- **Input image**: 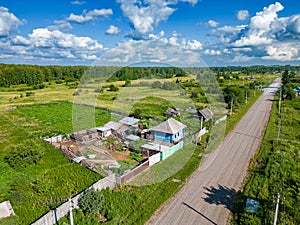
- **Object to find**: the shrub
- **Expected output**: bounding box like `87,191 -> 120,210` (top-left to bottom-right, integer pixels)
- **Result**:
78,188 -> 105,215
4,140 -> 44,169
25,91 -> 35,97
108,84 -> 119,92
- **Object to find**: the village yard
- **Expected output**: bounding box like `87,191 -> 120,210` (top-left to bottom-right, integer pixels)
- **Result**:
128,143 -> 198,186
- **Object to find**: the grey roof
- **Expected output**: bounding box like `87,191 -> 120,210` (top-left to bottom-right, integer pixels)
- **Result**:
119,117 -> 140,126
150,118 -> 186,134
185,107 -> 198,114
96,126 -> 111,132
141,142 -> 171,152
126,134 -> 140,142
165,107 -> 180,116
104,121 -> 123,131
199,108 -> 213,120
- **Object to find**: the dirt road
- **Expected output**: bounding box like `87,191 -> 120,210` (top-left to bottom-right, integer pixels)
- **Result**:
147,80 -> 280,225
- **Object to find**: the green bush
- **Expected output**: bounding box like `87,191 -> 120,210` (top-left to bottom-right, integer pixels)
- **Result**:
79,188 -> 105,215
4,141 -> 44,169
108,84 -> 119,92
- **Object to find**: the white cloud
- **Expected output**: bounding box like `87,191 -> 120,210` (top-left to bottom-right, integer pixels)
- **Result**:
234,2 -> 284,47
71,1 -> 86,5
184,40 -> 202,50
28,28 -> 103,50
286,15 -> 300,34
1,28 -> 104,63
262,43 -> 300,61
0,7 -> 23,37
232,55 -> 256,62
212,25 -> 246,43
237,10 -> 249,21
11,35 -> 31,45
117,0 -> 199,34
66,8 -> 113,24
204,49 -> 221,55
48,20 -> 72,31
100,31 -> 202,66
105,25 -> 121,35
207,20 -> 219,28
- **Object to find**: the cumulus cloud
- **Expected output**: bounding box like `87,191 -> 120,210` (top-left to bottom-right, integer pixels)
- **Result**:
207,2 -> 300,64
100,31 -> 202,66
117,0 -> 199,34
48,20 -> 72,31
207,20 -> 219,28
66,8 -> 113,24
28,28 -> 103,50
212,25 -> 246,43
237,10 -> 249,21
262,43 -> 300,61
204,49 -> 221,55
234,2 -> 284,47
71,1 -> 86,5
105,25 -> 121,35
1,28 -> 104,63
0,7 -> 23,37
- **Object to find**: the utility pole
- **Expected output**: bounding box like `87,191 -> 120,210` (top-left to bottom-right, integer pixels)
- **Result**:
278,89 -> 282,115
199,116 -> 203,142
230,99 -> 233,116
277,115 -> 282,140
245,90 -> 248,104
273,193 -> 280,225
69,197 -> 74,225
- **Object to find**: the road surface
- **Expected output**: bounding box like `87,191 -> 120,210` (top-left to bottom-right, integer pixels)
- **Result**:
147,79 -> 280,225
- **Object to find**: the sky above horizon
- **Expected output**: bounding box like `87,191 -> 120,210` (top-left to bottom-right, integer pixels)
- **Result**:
0,0 -> 299,67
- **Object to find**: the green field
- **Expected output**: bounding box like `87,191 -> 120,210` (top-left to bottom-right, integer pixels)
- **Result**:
0,101 -> 110,224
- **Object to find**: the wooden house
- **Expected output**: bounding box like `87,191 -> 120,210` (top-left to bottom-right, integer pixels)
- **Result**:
150,118 -> 186,143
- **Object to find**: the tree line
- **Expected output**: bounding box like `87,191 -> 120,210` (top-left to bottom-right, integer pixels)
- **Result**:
1,63 -> 299,87
210,65 -> 300,75
0,64 -> 87,86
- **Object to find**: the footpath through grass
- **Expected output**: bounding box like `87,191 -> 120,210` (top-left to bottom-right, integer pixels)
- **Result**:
231,95 -> 300,224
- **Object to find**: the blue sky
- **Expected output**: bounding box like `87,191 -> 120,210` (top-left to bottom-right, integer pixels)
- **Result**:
0,0 -> 299,66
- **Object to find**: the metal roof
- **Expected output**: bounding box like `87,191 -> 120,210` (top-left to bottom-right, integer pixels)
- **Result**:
104,121 -> 123,130
119,117 -> 140,126
126,134 -> 140,142
96,126 -> 111,132
199,108 -> 213,120
150,118 -> 186,134
141,142 -> 170,152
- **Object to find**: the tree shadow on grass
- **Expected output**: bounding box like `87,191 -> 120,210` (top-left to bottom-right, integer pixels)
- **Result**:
202,184 -> 242,213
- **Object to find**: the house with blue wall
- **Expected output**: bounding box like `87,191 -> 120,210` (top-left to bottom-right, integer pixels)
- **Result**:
150,118 -> 186,143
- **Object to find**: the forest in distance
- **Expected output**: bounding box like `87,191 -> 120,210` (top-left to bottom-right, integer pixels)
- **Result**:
0,63 -> 300,87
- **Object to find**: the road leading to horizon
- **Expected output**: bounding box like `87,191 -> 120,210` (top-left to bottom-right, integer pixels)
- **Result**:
147,79 -> 281,225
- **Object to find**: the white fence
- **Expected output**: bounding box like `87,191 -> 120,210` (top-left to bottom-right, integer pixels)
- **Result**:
214,115 -> 227,125
149,153 -> 160,166
31,174 -> 116,225
43,135 -> 66,143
